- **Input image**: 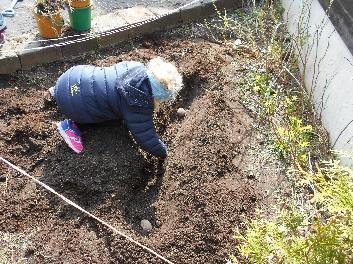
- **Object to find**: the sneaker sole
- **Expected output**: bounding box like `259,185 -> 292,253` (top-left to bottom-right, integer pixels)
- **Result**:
56,122 -> 83,154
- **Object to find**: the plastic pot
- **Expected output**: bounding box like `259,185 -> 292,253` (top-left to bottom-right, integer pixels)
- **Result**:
69,5 -> 92,31
35,10 -> 64,39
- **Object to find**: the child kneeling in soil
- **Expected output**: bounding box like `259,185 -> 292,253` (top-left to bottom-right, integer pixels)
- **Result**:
49,57 -> 183,159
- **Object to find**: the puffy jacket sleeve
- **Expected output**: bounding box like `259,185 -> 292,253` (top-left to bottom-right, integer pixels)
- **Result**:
116,62 -> 167,158
124,111 -> 167,158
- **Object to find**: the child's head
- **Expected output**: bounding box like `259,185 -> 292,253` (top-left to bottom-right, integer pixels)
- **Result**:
147,57 -> 183,101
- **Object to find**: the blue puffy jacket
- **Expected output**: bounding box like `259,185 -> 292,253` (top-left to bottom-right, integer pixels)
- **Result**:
53,61 -> 167,158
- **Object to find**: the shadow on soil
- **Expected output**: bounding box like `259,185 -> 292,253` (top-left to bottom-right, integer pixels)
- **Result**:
40,120 -> 165,235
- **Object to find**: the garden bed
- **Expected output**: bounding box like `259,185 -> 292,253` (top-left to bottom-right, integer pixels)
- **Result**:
0,27 -> 286,263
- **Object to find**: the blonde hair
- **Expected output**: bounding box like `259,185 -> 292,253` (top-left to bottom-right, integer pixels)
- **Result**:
147,57 -> 183,99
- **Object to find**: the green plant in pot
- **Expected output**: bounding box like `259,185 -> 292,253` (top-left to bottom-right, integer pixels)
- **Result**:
34,0 -> 65,38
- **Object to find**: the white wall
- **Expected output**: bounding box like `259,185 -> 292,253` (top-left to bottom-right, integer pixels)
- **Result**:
281,0 -> 353,163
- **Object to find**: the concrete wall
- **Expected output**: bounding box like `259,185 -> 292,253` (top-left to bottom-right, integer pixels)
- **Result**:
281,0 -> 353,162
318,0 -> 353,54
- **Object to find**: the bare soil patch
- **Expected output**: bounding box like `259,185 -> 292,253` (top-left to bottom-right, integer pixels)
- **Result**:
0,29 -> 286,263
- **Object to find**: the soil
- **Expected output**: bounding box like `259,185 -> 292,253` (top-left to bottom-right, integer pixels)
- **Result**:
0,27 -> 286,263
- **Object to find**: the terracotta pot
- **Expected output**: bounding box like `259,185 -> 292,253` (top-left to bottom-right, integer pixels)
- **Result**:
35,10 -> 63,39
68,0 -> 91,8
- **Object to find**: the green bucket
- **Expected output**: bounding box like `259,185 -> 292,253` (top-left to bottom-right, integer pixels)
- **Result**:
69,5 -> 92,31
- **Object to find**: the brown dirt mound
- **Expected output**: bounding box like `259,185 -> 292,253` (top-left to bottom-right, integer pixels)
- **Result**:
0,30 -> 285,263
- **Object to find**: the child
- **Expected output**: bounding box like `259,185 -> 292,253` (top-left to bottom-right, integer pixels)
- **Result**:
49,57 -> 183,159
0,14 -> 6,44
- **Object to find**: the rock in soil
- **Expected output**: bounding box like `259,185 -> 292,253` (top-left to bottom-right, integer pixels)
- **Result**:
141,219 -> 153,232
177,107 -> 186,117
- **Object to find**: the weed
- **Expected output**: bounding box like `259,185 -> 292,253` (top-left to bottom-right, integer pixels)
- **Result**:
207,0 -> 353,263
247,71 -> 313,164
235,159 -> 353,263
250,72 -> 277,116
275,116 -> 312,163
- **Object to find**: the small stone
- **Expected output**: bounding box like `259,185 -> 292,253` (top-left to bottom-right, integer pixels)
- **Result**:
177,108 -> 186,117
141,219 -> 152,232
234,39 -> 242,45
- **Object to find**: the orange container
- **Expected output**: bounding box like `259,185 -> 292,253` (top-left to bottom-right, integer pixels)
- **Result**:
35,11 -> 63,39
68,0 -> 91,8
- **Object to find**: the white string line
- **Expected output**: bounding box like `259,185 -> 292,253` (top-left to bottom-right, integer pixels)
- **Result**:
0,156 -> 174,264
0,0 -> 201,55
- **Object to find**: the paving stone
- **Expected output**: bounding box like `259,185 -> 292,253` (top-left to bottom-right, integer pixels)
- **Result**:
92,12 -> 127,32
118,6 -> 156,24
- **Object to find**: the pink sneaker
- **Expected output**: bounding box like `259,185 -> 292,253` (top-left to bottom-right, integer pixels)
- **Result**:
57,119 -> 84,153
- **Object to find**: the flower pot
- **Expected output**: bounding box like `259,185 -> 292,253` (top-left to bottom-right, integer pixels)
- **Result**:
35,11 -> 63,39
68,0 -> 91,8
69,5 -> 91,31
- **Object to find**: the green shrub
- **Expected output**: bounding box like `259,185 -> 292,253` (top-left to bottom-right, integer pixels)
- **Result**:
250,72 -> 277,116
221,0 -> 353,263
234,159 -> 353,263
275,116 -> 312,163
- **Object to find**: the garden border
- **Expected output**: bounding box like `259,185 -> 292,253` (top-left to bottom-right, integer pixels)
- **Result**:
0,0 -> 243,75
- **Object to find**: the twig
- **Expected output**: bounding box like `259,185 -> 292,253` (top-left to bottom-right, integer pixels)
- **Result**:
283,65 -> 302,88
333,119 -> 353,148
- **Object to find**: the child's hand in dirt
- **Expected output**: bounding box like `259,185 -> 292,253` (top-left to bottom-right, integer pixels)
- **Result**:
158,156 -> 167,162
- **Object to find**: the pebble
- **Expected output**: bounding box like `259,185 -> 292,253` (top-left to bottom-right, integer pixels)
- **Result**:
177,108 -> 186,117
234,39 -> 242,46
141,219 -> 152,232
